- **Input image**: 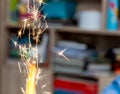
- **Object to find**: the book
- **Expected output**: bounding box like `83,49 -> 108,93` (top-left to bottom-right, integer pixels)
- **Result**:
54,76 -> 98,94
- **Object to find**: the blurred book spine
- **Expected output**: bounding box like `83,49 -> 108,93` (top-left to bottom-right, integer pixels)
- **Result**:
107,0 -> 119,31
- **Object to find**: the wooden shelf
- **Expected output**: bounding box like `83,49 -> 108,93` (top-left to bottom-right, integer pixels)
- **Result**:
49,26 -> 120,37
6,23 -> 120,37
54,71 -> 116,81
6,23 -> 23,28
4,58 -> 49,68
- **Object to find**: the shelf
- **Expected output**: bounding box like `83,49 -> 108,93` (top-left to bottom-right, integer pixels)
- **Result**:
54,71 -> 116,81
6,23 -> 23,28
49,26 -> 120,37
6,23 -> 120,37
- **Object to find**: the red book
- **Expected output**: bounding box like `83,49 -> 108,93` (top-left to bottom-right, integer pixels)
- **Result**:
54,77 -> 98,94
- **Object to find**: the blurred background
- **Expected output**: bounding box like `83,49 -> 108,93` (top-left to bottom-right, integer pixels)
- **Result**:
0,0 -> 120,94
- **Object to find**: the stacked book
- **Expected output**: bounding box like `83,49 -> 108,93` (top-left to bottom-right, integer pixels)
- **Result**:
87,63 -> 111,75
52,41 -> 88,74
53,56 -> 84,74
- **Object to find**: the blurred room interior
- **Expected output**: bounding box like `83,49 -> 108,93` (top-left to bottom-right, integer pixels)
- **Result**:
0,0 -> 120,94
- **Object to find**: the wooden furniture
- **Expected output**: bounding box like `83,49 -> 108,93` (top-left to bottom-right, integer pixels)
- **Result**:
0,0 -> 120,94
49,27 -> 116,94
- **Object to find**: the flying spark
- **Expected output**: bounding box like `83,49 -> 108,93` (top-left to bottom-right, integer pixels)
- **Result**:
57,48 -> 70,61
41,84 -> 48,89
21,87 -> 25,94
23,19 -> 28,34
13,40 -> 18,47
18,62 -> 22,74
18,28 -> 22,38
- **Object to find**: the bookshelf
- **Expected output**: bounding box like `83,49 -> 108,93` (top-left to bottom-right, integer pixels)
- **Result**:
0,0 -> 120,94
49,27 -> 116,94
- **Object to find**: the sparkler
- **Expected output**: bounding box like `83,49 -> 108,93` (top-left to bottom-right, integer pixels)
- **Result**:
12,0 -> 69,94
12,0 -> 49,94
